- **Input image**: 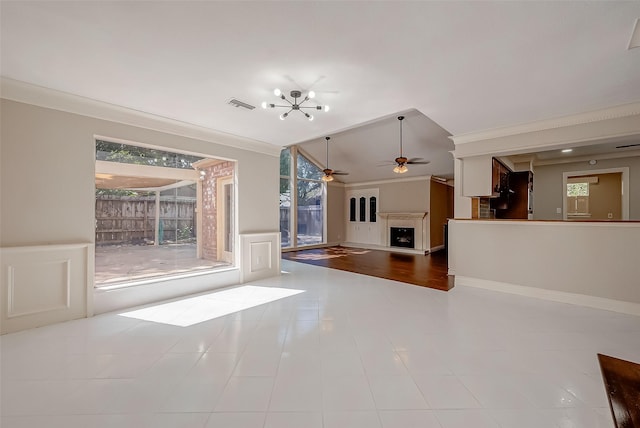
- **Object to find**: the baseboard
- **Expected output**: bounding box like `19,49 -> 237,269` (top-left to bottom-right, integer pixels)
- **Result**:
455,276 -> 640,316
430,245 -> 445,253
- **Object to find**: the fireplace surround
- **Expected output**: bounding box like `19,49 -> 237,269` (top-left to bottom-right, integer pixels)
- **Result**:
377,212 -> 429,254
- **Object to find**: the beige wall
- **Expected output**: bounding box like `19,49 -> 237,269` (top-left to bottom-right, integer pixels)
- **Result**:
582,172 -> 622,220
450,220 -> 640,312
326,183 -> 345,243
533,156 -> 640,220
429,181 -> 453,248
0,99 -> 280,329
0,99 -> 280,247
347,179 -> 429,213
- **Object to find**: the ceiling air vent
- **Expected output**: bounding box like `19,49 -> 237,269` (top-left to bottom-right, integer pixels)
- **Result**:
227,98 -> 255,110
616,143 -> 640,149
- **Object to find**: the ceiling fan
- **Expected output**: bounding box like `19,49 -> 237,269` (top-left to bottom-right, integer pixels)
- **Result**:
384,115 -> 430,174
321,136 -> 349,182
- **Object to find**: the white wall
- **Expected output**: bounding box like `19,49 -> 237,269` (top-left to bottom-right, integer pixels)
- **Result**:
0,97 -> 280,331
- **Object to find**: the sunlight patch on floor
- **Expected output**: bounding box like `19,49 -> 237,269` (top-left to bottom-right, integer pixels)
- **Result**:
118,285 -> 304,327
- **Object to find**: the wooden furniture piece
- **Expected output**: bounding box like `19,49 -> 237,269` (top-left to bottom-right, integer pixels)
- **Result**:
598,353 -> 640,428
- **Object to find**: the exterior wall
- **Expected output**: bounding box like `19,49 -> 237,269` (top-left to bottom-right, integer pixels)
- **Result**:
201,161 -> 234,261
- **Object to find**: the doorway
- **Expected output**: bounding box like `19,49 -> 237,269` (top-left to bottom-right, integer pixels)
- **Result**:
563,167 -> 629,220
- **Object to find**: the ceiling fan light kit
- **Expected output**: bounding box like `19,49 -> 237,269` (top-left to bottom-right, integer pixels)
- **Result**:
262,88 -> 329,121
390,115 -> 430,174
321,136 -> 348,182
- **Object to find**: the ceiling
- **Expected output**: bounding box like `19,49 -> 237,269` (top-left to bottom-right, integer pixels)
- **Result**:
2,1 -> 640,183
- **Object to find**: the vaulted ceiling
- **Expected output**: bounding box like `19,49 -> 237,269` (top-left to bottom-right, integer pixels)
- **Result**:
2,1 -> 640,183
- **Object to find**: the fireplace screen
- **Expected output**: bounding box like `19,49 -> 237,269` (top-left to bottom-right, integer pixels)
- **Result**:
390,227 -> 415,248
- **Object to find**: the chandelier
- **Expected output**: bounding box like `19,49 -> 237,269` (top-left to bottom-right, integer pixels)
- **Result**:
261,89 -> 330,121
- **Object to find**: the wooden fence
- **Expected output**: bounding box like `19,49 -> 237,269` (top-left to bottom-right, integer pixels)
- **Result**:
96,196 -> 196,246
280,205 -> 323,246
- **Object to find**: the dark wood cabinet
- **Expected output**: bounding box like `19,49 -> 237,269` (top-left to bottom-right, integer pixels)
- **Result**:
492,171 -> 533,219
491,158 -> 510,198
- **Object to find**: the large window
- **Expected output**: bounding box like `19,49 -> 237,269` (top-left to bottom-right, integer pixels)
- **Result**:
95,140 -> 236,287
279,147 -> 326,248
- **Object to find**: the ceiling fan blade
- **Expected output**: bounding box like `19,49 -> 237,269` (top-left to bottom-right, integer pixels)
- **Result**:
332,171 -> 349,175
406,158 -> 430,165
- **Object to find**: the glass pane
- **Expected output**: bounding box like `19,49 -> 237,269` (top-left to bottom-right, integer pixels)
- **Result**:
280,178 -> 292,248
297,179 -> 323,246
370,197 -> 377,222
350,198 -> 356,222
95,140 -> 234,287
280,148 -> 291,176
359,197 -> 366,222
96,140 -> 202,169
297,153 -> 323,180
567,182 -> 589,196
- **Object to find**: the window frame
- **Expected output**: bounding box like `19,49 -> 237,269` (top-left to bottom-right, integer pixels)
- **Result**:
279,146 -> 327,249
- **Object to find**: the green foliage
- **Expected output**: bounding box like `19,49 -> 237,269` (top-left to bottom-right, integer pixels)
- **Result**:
96,140 -> 202,169
567,182 -> 589,197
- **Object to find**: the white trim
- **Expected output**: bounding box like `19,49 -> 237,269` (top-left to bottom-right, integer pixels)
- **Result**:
1,77 -> 282,157
455,276 -> 640,317
561,167 -> 629,220
345,175 -> 432,188
452,102 -> 640,145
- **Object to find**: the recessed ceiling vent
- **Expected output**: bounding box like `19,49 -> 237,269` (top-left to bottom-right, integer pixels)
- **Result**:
227,98 -> 255,110
615,143 -> 640,149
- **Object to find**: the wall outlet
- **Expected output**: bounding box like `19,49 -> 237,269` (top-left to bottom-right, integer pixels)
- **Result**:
556,207 -> 562,214
608,213 -> 613,219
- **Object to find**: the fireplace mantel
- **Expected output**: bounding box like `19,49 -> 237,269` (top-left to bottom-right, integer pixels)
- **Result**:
378,212 -> 428,220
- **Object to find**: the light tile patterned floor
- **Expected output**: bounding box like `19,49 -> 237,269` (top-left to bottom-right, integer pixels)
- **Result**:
2,259 -> 639,428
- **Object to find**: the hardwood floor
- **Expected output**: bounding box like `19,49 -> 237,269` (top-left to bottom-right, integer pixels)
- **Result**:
281,246 -> 454,291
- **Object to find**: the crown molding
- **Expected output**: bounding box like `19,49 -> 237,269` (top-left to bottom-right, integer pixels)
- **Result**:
452,102 -> 640,146
0,77 -> 282,157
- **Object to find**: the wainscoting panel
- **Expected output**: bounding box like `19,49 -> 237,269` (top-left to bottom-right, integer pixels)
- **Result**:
240,232 -> 281,283
1,244 -> 90,334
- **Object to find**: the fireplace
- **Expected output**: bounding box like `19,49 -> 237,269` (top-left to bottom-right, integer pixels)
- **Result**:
377,212 -> 428,253
390,227 -> 415,248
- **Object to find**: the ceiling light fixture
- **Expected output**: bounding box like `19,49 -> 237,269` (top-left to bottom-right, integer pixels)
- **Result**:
562,149 -> 573,153
261,89 -> 329,121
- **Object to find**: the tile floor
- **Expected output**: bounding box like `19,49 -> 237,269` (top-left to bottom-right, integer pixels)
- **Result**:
2,260 -> 639,428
